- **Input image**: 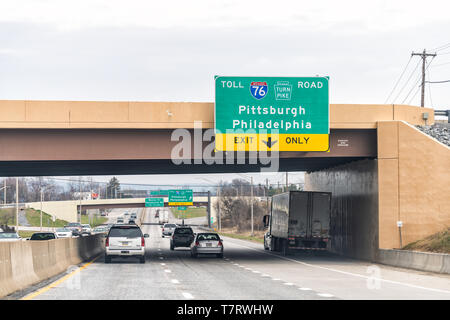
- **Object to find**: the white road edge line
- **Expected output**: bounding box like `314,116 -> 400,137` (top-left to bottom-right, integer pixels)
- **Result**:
171,279 -> 180,284
317,293 -> 334,298
228,240 -> 450,294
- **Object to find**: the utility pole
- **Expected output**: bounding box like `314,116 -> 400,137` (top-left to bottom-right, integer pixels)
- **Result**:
217,185 -> 221,231
266,178 -> 269,215
40,186 -> 43,231
285,172 -> 289,191
250,176 -> 254,237
15,177 -> 18,232
4,180 -> 6,205
411,49 -> 437,107
79,177 -> 82,223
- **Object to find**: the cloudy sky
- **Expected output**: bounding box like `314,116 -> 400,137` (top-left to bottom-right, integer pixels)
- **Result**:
0,0 -> 449,186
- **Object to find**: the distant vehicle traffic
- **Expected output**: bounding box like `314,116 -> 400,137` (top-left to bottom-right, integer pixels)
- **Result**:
0,232 -> 21,241
105,224 -> 149,263
81,224 -> 92,235
170,226 -> 195,250
190,233 -> 223,258
65,222 -> 83,236
55,228 -> 73,238
30,232 -> 57,241
93,226 -> 108,234
263,191 -> 331,254
116,217 -> 124,224
128,219 -> 135,224
162,223 -> 177,237
158,210 -> 169,224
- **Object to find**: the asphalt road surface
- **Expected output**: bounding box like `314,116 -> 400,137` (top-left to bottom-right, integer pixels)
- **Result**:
21,208 -> 450,300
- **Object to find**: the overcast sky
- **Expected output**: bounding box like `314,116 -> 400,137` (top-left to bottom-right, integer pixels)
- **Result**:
1,0 -> 449,186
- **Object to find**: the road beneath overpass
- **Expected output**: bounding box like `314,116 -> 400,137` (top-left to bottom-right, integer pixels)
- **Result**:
19,208 -> 450,300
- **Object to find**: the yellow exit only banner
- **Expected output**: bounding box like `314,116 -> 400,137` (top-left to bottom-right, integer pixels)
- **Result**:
215,133 -> 329,152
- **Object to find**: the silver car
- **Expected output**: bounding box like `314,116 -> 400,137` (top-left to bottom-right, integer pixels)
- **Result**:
56,228 -> 73,238
0,232 -> 21,242
190,232 -> 223,258
162,223 -> 177,237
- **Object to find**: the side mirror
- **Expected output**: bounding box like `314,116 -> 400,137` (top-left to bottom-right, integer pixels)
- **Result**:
220,238 -> 223,242
144,234 -> 149,238
103,234 -> 108,238
263,215 -> 270,228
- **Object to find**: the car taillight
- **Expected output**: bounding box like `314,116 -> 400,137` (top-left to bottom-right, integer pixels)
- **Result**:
141,237 -> 145,247
218,240 -> 223,246
162,228 -> 165,232
105,237 -> 109,247
195,241 -> 199,246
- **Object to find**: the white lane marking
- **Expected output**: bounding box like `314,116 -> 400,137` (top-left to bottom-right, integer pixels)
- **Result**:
252,271 -> 261,274
165,269 -> 172,273
233,263 -> 239,266
318,293 -> 334,298
182,292 -> 194,299
299,287 -> 312,291
160,263 -> 166,266
272,278 -> 281,281
171,279 -> 180,284
159,257 -> 164,260
228,240 -> 450,294
261,274 -> 271,277
284,282 -> 294,286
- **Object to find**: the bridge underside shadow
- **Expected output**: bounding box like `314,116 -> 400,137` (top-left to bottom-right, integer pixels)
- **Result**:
0,156 -> 374,176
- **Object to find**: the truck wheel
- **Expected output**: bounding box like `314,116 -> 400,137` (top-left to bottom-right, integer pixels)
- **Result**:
105,255 -> 111,264
270,238 -> 276,251
170,244 -> 174,250
281,240 -> 289,256
140,257 -> 145,264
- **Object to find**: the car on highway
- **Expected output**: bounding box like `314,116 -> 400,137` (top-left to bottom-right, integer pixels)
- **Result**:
170,226 -> 195,250
105,224 -> 149,263
81,224 -> 92,235
130,213 -> 137,219
0,232 -> 22,241
29,232 -> 57,240
65,222 -> 83,236
116,217 -> 124,224
128,219 -> 136,224
0,227 -> 3,232
154,211 -> 159,218
55,228 -> 73,238
190,232 -> 224,258
162,223 -> 177,237
92,226 -> 108,234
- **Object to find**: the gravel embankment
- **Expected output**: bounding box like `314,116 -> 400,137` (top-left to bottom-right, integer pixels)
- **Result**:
416,123 -> 450,147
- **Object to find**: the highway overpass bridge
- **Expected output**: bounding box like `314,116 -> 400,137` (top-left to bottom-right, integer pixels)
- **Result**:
1,100 -> 449,262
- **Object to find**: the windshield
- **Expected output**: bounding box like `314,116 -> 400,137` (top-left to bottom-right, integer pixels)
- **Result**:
56,228 -> 70,232
164,224 -> 176,228
197,233 -> 220,241
108,227 -> 143,238
30,233 -> 56,240
0,233 -> 19,239
174,228 -> 193,235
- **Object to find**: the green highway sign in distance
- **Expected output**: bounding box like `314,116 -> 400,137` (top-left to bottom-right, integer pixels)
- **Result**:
215,76 -> 329,151
168,189 -> 193,206
145,197 -> 164,207
150,190 -> 169,196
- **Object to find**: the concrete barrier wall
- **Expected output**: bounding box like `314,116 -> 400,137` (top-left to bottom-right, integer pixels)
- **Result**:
0,235 -> 104,298
377,249 -> 450,274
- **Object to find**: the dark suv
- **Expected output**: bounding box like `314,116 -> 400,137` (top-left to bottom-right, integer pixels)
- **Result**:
170,226 -> 195,250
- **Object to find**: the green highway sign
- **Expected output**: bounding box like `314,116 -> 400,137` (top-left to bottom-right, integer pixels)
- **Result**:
215,76 -> 329,151
150,190 -> 169,196
178,206 -> 187,211
168,189 -> 193,206
145,197 -> 164,207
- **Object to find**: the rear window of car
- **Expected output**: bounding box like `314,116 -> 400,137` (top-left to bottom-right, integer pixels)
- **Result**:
56,228 -> 69,232
0,233 -> 19,239
30,233 -> 55,240
108,227 -> 143,238
174,228 -> 193,235
197,233 -> 220,241
67,223 -> 80,227
164,224 -> 176,228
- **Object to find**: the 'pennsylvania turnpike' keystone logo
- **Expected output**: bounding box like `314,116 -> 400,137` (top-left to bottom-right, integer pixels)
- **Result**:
274,81 -> 292,100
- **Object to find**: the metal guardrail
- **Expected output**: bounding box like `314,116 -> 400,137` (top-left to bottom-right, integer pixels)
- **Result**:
435,110 -> 450,123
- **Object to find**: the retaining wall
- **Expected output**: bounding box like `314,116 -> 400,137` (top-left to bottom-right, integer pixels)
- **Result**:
0,235 -> 103,298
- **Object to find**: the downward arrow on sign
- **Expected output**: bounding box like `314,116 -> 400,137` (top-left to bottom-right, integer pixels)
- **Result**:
262,137 -> 278,148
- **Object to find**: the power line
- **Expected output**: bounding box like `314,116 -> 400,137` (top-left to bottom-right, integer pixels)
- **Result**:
425,80 -> 450,83
432,42 -> 450,51
384,56 -> 413,104
392,58 -> 422,103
